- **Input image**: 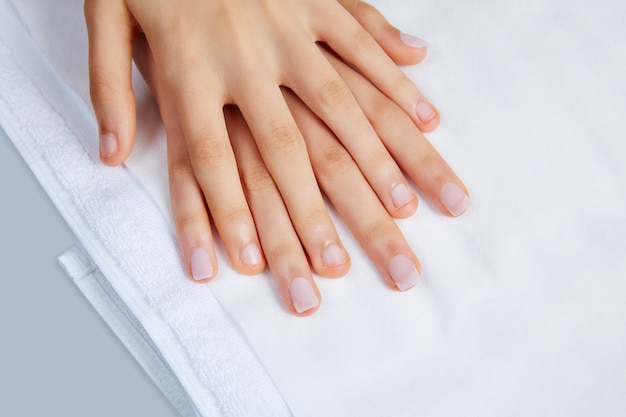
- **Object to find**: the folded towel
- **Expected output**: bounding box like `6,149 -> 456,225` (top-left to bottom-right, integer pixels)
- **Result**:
2,0 -> 626,416
0,1 -> 291,415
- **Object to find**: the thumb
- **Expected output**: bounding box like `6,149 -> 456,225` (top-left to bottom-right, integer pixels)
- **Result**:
85,0 -> 136,166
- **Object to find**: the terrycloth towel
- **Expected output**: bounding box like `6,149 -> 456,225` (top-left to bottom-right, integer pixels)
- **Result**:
0,1 -> 290,416
2,0 -> 626,416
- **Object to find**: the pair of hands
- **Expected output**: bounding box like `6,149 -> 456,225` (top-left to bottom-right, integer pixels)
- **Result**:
85,0 -> 470,315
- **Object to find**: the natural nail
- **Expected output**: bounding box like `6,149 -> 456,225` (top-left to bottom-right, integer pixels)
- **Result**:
440,183 -> 470,217
241,243 -> 263,267
191,248 -> 213,281
415,101 -> 437,124
392,183 -> 414,209
400,32 -> 429,49
289,277 -> 319,314
100,133 -> 118,158
388,254 -> 420,291
322,243 -> 347,268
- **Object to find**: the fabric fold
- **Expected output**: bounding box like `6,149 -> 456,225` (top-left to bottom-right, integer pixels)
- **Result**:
3,0 -> 626,416
0,1 -> 291,416
58,245 -> 201,417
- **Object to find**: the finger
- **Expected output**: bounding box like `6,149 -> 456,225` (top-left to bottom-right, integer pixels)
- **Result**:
136,37 -> 265,277
284,90 -> 421,291
84,0 -> 137,165
233,82 -> 350,277
167,118 -> 223,281
177,100 -> 264,275
314,4 -> 440,132
132,33 -> 222,281
341,0 -> 428,66
325,48 -> 471,217
284,43 -> 418,219
226,106 -> 321,315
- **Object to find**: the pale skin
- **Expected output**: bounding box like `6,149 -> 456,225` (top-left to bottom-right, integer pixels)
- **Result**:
85,0 -> 470,315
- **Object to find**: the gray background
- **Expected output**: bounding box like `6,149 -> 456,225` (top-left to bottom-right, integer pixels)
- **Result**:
0,126 -> 179,416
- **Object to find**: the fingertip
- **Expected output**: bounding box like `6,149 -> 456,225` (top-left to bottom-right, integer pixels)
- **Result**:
440,182 -> 471,217
98,123 -> 136,165
349,1 -> 428,65
289,277 -> 321,315
389,196 -> 418,219
397,32 -> 429,65
399,32 -> 429,50
87,0 -> 137,165
236,242 -> 267,276
419,116 -> 441,133
316,242 -> 351,278
415,101 -> 441,132
190,247 -> 217,282
387,253 -> 421,291
388,182 -> 419,219
99,133 -> 118,162
92,78 -> 137,165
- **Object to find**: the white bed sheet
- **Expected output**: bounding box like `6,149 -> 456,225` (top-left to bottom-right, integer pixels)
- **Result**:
9,0 -> 626,416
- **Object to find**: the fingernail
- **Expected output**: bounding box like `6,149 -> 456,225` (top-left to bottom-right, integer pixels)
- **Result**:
100,133 -> 118,158
191,248 -> 213,281
388,254 -> 420,291
400,32 -> 428,49
415,101 -> 437,124
392,183 -> 414,208
322,243 -> 347,268
241,243 -> 263,267
440,182 -> 470,216
289,277 -> 319,314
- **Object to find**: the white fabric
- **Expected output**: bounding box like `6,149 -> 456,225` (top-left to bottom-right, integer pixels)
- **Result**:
58,246 -> 202,417
0,2 -> 291,416
2,0 -> 626,416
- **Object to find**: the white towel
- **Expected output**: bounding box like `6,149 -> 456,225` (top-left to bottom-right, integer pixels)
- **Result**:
0,1 -> 290,415
2,0 -> 626,416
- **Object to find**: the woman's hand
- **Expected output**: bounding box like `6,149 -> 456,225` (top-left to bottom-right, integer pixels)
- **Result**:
85,0 -> 441,284
133,31 -> 469,316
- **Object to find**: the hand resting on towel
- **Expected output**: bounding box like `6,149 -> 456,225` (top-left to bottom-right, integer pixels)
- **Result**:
85,0 -> 470,314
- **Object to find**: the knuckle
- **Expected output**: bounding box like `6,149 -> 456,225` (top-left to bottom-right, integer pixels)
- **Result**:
263,121 -> 303,158
414,149 -> 440,170
219,206 -> 250,224
267,243 -> 302,262
188,137 -> 232,171
368,97 -> 402,130
351,28 -> 378,54
168,156 -> 195,182
391,72 -> 413,93
315,144 -> 354,178
303,208 -> 329,228
242,164 -> 276,193
89,70 -> 124,106
361,218 -> 394,243
366,148 -> 393,170
354,1 -> 378,23
174,212 -> 202,232
318,78 -> 352,109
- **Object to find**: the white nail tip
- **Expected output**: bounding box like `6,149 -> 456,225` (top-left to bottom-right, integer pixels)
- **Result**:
400,32 -> 429,49
241,243 -> 262,267
440,183 -> 471,217
392,183 -> 414,208
415,101 -> 436,123
191,248 -> 212,281
100,133 -> 118,157
289,277 -> 319,313
388,254 -> 420,291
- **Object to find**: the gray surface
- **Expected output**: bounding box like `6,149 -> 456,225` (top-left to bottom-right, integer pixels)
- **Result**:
0,126 -> 179,417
